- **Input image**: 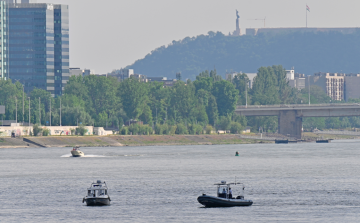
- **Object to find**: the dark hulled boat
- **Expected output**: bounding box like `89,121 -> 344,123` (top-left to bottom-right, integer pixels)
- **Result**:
197,195 -> 253,207
83,180 -> 111,206
316,139 -> 331,143
197,181 -> 253,207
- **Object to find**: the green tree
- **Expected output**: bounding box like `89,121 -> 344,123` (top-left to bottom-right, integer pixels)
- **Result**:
61,107 -> 93,126
64,75 -> 93,112
232,113 -> 247,128
119,77 -> 149,120
300,85 -> 332,104
212,80 -> 239,116
170,81 -> 196,122
217,116 -> 231,130
194,71 -> 213,93
75,125 -> 87,136
60,94 -> 86,108
251,66 -> 280,105
30,88 -> 52,125
138,105 -> 153,124
230,122 -> 243,134
303,117 -> 326,130
232,73 -> 250,105
188,124 -> 203,134
42,128 -> 50,136
32,124 -> 43,136
175,123 -> 188,134
85,75 -> 120,119
205,125 -> 214,134
148,81 -> 171,124
0,80 -> 32,123
206,95 -> 219,126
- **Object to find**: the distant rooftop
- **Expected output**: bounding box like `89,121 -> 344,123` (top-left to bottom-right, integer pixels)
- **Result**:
246,27 -> 360,36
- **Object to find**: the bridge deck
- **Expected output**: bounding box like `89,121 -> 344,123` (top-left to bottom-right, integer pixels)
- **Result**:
236,103 -> 360,117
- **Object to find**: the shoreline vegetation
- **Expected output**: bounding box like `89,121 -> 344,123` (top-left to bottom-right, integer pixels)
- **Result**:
0,132 -> 359,148
3,65 -> 360,140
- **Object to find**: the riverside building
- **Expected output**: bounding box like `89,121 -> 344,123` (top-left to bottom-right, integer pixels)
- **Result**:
308,72 -> 345,101
0,1 -> 69,97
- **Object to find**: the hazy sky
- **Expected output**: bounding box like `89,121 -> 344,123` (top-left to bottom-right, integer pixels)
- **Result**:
39,0 -> 360,74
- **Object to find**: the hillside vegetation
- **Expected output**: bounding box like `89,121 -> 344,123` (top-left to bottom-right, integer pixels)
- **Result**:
128,31 -> 360,80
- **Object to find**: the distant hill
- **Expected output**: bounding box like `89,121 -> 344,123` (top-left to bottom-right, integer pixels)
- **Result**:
127,31 -> 360,80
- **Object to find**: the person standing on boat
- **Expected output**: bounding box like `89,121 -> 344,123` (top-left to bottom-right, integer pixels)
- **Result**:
222,188 -> 226,198
229,188 -> 233,199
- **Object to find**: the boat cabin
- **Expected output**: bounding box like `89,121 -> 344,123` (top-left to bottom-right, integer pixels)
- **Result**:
73,146 -> 80,151
87,180 -> 109,198
215,181 -> 245,199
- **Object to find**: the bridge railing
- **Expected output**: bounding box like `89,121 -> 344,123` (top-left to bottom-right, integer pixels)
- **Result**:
237,103 -> 360,109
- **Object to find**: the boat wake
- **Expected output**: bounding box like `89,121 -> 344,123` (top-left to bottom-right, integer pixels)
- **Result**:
103,154 -> 144,157
61,154 -> 106,158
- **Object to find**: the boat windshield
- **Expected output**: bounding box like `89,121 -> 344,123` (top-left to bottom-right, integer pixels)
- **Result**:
217,185 -> 228,198
215,182 -> 245,199
218,186 -> 227,194
88,189 -> 108,197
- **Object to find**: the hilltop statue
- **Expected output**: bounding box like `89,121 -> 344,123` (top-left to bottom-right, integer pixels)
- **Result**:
232,10 -> 241,36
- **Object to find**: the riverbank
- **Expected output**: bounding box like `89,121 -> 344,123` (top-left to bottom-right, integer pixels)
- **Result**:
0,134 -> 270,148
302,132 -> 360,140
1,133 -> 359,148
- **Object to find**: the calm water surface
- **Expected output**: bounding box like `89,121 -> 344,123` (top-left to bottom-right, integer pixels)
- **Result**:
1,140 -> 360,222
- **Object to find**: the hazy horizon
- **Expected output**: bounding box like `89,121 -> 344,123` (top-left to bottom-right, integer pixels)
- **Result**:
37,0 -> 360,74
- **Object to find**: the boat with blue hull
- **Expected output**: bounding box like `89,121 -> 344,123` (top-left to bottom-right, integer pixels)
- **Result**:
83,180 -> 111,206
197,181 -> 253,207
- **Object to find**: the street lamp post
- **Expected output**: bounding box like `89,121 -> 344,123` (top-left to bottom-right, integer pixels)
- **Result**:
15,97 -> 17,123
22,85 -> 24,123
28,97 -> 30,126
39,97 -> 41,125
245,81 -> 248,108
50,98 -> 51,126
308,75 -> 311,106
60,97 -> 62,126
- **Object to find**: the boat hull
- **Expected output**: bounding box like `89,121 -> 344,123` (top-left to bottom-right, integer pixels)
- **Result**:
316,139 -> 331,143
197,195 -> 253,207
71,151 -> 84,157
84,198 -> 110,206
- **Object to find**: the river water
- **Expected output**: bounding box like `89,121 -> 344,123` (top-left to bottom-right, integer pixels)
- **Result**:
1,140 -> 360,222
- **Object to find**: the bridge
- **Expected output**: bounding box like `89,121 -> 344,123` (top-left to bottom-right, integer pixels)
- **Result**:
235,103 -> 360,139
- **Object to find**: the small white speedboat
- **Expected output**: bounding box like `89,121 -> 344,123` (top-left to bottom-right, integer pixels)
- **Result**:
83,180 -> 111,206
197,180 -> 253,207
71,146 -> 84,157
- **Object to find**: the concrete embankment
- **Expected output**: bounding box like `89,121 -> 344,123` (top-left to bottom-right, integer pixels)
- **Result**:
0,134 -> 269,148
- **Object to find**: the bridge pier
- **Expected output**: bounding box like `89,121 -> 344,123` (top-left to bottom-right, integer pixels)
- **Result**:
278,110 -> 302,139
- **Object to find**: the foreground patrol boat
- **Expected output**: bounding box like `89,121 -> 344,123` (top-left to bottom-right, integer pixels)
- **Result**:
83,180 -> 111,206
71,146 -> 84,157
197,181 -> 253,207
